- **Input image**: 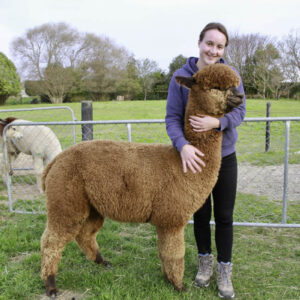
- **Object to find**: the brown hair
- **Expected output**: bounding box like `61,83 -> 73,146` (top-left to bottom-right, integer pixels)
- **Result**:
199,22 -> 229,47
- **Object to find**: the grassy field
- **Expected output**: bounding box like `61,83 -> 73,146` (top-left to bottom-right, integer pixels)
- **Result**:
3,97 -> 300,120
0,99 -> 300,299
0,203 -> 299,300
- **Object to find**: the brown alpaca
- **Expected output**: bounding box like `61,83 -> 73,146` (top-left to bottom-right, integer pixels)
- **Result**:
41,64 -> 243,297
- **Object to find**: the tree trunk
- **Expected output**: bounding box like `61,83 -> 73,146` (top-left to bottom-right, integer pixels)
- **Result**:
50,97 -> 63,103
0,94 -> 8,105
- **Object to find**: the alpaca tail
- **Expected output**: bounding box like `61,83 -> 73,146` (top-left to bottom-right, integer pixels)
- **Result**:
42,157 -> 57,192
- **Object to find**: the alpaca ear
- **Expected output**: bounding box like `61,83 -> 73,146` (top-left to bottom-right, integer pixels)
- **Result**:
175,76 -> 196,89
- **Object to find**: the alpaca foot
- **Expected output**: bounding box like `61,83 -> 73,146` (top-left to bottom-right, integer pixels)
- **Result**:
45,274 -> 57,297
174,284 -> 187,292
95,252 -> 111,268
165,276 -> 187,292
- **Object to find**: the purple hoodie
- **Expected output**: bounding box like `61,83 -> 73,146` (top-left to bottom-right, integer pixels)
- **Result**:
165,57 -> 246,157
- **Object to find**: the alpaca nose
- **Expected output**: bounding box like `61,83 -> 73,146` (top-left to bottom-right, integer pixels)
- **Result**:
225,87 -> 243,113
231,87 -> 243,99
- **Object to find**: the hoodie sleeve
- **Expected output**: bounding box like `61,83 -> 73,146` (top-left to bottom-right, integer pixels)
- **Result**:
218,70 -> 246,131
165,74 -> 189,152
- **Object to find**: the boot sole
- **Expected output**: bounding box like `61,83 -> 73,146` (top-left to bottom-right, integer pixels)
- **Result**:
194,281 -> 210,288
218,291 -> 235,299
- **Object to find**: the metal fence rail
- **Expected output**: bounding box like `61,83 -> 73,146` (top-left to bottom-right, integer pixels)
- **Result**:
1,117 -> 299,228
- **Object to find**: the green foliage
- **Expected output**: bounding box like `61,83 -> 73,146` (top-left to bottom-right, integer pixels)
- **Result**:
252,44 -> 283,98
290,83 -> 300,98
24,80 -> 42,96
167,54 -> 187,82
0,52 -> 21,105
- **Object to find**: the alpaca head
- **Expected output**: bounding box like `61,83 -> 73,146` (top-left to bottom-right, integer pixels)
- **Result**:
175,64 -> 243,116
6,126 -> 23,139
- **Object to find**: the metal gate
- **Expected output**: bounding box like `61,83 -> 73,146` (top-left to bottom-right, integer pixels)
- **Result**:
1,117 -> 299,228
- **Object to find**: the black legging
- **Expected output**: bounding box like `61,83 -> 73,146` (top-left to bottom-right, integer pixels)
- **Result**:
193,152 -> 237,263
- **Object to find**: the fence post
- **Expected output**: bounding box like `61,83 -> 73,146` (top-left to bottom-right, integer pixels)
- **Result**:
282,121 -> 290,224
127,123 -> 132,142
81,101 -> 93,141
265,101 -> 271,152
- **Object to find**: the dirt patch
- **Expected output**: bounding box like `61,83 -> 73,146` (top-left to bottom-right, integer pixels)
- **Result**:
38,289 -> 91,300
10,252 -> 32,263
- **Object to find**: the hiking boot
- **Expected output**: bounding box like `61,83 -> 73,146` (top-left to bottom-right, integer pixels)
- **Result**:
194,254 -> 214,287
216,262 -> 235,299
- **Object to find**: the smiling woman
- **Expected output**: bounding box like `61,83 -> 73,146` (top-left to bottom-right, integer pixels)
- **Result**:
165,22 -> 246,299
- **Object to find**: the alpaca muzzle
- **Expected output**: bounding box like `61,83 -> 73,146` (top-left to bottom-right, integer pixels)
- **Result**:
226,87 -> 243,112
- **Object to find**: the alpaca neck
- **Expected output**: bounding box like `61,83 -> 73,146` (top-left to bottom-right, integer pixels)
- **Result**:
184,124 -> 222,158
184,105 -> 223,154
183,108 -> 223,216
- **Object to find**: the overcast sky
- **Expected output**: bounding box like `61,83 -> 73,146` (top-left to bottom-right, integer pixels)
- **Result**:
0,0 -> 299,72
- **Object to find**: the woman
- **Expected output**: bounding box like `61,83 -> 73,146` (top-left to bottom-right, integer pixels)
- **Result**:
165,22 -> 246,299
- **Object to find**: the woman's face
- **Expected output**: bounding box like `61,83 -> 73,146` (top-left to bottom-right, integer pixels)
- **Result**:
198,29 -> 226,68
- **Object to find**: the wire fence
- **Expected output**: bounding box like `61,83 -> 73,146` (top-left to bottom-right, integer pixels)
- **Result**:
0,107 -> 299,228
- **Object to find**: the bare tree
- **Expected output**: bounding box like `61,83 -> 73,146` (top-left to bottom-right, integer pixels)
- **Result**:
225,33 -> 271,91
279,28 -> 300,84
11,22 -> 130,102
136,58 -> 159,100
80,35 -> 130,100
11,23 -> 89,102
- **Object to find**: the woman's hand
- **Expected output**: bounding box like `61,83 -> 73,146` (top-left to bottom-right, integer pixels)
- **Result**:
189,115 -> 220,132
180,144 -> 205,173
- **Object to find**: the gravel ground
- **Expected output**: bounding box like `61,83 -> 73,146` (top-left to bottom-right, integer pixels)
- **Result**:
237,163 -> 300,201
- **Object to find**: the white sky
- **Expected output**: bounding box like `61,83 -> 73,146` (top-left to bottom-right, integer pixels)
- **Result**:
0,0 -> 299,72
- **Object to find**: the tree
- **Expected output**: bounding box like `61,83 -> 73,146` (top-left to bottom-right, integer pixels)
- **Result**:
136,58 -> 159,100
11,22 -> 130,102
0,52 -> 21,105
116,57 -> 142,100
150,71 -> 168,100
225,33 -> 270,94
281,29 -> 300,73
278,28 -> 300,97
11,23 -> 86,102
167,55 -> 187,83
80,35 -> 130,100
252,43 -> 282,98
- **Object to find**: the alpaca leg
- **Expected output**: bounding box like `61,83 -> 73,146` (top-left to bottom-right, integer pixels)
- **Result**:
75,206 -> 110,267
156,226 -> 186,291
41,222 -> 83,297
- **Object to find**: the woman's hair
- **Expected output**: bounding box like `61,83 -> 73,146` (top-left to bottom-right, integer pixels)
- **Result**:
199,22 -> 229,47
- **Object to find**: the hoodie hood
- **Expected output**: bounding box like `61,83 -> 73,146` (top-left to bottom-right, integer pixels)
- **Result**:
179,57 -> 227,77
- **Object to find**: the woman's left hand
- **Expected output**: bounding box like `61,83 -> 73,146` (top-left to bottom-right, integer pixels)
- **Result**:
189,115 -> 220,132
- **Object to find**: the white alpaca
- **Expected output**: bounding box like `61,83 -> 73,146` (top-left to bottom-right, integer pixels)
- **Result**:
2,119 -> 62,192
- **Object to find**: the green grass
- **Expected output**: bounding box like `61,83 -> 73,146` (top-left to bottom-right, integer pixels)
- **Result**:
245,99 -> 300,117
0,100 -> 168,121
0,203 -> 299,299
2,98 -> 300,120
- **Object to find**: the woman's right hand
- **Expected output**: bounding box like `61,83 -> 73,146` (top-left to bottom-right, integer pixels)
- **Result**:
180,144 -> 205,173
